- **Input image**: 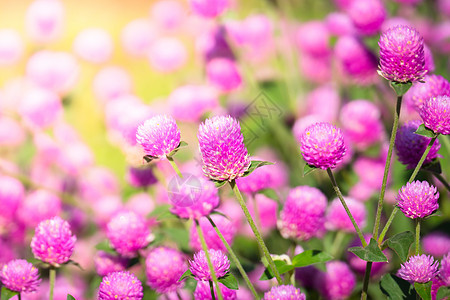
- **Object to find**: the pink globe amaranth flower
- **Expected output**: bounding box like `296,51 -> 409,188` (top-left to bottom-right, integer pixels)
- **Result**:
317,261 -> 356,300
106,210 -> 153,258
73,28 -> 113,64
431,276 -> 447,300
397,181 -> 439,219
397,254 -> 439,283
0,176 -> 24,222
349,182 -> 376,203
299,122 -> 346,170
278,186 -> 327,241
93,66 -> 133,103
206,58 -> 242,93
340,100 -> 384,149
348,0 -> 386,35
296,21 -> 331,58
196,25 -> 234,62
236,159 -> 283,193
326,197 -> 367,233
78,167 -> 119,201
94,251 -> 128,277
305,85 -> 340,123
190,215 -> 236,252
126,166 -> 157,188
18,86 -> 62,128
121,19 -> 157,57
30,216 -> 76,266
424,45 -> 435,73
404,75 -> 450,112
420,95 -> 450,135
136,114 -> 181,159
150,0 -> 186,31
298,54 -> 332,84
264,285 -> 306,300
395,120 -> 441,169
423,232 -> 450,258
0,259 -> 40,292
125,193 -> 155,217
189,249 -> 230,281
18,190 -> 61,228
0,29 -> 23,66
292,115 -> 326,143
91,195 -> 123,228
325,13 -> 355,36
25,0 -> 65,44
438,0 -> 450,17
347,235 -> 389,277
378,25 -> 427,83
148,37 -> 187,73
439,253 -> 450,285
98,271 -> 143,300
246,194 -> 277,233
145,247 -> 187,293
198,116 -> 250,181
353,156 -> 387,190
189,0 -> 229,18
194,281 -> 237,300
0,117 -> 26,147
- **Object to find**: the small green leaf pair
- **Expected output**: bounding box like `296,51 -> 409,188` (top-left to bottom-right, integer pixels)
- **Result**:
179,270 -> 239,290
143,141 -> 188,163
213,160 -> 274,188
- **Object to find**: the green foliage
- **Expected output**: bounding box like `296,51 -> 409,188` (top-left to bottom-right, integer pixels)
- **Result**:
348,238 -> 388,262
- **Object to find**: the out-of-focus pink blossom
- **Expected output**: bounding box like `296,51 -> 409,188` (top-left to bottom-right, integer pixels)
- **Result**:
305,85 -> 340,123
0,29 -> 23,66
348,0 -> 386,35
25,0 -> 65,44
73,28 -> 113,64
93,66 -> 133,103
0,117 -> 26,147
296,21 -> 331,57
189,0 -> 229,18
121,19 -> 158,57
18,190 -> 61,228
206,58 -> 242,92
150,0 -> 186,31
19,86 -> 62,129
148,37 -> 187,72
325,13 -> 355,36
168,85 -> 218,122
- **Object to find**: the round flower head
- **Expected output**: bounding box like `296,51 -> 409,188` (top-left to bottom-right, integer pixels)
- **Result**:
264,285 -> 306,300
378,25 -> 427,83
148,37 -> 187,73
121,18 -> 156,58
126,166 -> 157,188
136,115 -> 181,159
305,85 -> 341,123
296,21 -> 331,58
439,253 -> 450,285
326,197 -> 367,232
0,175 -> 24,223
106,211 -> 152,258
300,122 -> 346,170
423,232 -> 450,257
396,181 -> 439,219
316,261 -> 356,300
194,281 -> 237,300
189,249 -> 230,281
278,186 -> 327,241
395,120 -> 441,169
168,85 -> 218,122
206,58 -> 242,92
18,189 -> 62,228
30,216 -> 76,266
146,247 -> 187,293
397,254 -> 439,283
19,86 -> 62,129
189,0 -> 229,18
190,215 -> 236,252
0,259 -> 40,292
198,116 -> 250,181
0,29 -> 23,66
348,0 -> 386,35
73,28 -> 113,64
94,251 -> 128,277
25,0 -> 65,44
98,271 -> 143,300
404,75 -> 450,112
93,66 -> 132,103
420,95 -> 450,135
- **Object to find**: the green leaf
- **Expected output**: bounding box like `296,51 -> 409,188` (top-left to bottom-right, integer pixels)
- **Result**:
67,294 -> 76,300
167,141 -> 188,157
259,260 -> 294,280
348,238 -> 388,262
65,260 -> 84,270
148,204 -> 172,218
210,210 -> 230,219
386,231 -> 414,262
1,287 -> 19,300
414,124 -> 437,138
242,160 -> 274,177
414,282 -> 432,300
390,81 -> 413,96
218,273 -> 239,290
303,164 -> 318,177
380,274 -> 416,300
437,286 -> 450,300
164,227 -> 190,252
259,188 -> 279,201
143,155 -> 158,163
95,240 -> 116,255
291,250 -> 333,268
213,180 -> 228,188
179,269 -> 193,281
421,158 -> 442,175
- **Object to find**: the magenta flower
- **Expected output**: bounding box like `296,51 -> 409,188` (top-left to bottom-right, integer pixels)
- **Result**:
106,210 -> 153,257
189,0 -> 229,18
206,58 -> 242,92
190,215 -> 236,252
420,95 -> 450,135
300,122 -> 346,170
126,166 -> 157,188
136,114 -> 181,159
25,0 -> 65,44
73,28 -> 113,64
348,0 -> 386,35
278,186 -> 327,241
264,285 -> 306,300
168,85 -> 218,122
396,181 -> 439,219
439,253 -> 450,285
236,157 -> 285,193
121,18 -> 156,57
98,271 -> 143,300
194,281 -> 237,300
404,75 -> 450,111
0,259 -> 40,292
326,197 -> 367,232
198,116 -> 250,181
378,25 -> 427,82
93,66 -> 132,103
397,254 -> 439,283
189,249 -> 230,281
148,37 -> 187,73
296,21 -> 331,58
30,216 -> 76,266
423,232 -> 450,258
0,175 -> 24,224
94,251 -> 128,277
18,189 -> 62,228
316,261 -> 356,300
395,120 -> 441,169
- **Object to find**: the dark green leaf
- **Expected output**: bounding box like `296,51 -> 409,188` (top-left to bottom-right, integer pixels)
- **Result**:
148,204 -> 171,218
242,161 -> 274,177
348,238 -> 388,262
218,273 -> 239,290
421,158 -> 442,175
386,231 -> 414,262
213,180 -> 228,188
292,250 -> 333,267
179,269 -> 193,281
414,282 -> 432,300
210,210 -> 230,219
259,260 -> 294,280
390,81 -> 413,96
437,286 -> 450,300
65,260 -> 84,270
380,274 -> 416,300
143,155 -> 158,163
1,287 -> 19,300
414,124 -> 437,138
167,141 -> 188,157
67,294 -> 76,300
95,240 -> 116,255
303,164 -> 318,177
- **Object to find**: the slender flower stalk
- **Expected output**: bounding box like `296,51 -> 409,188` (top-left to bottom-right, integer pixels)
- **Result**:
209,281 -> 216,300
167,156 -> 183,178
415,219 -> 421,255
49,268 -> 55,300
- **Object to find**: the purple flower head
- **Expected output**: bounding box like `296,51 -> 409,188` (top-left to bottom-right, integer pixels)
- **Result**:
404,75 -> 450,112
305,84 -> 341,123
296,21 -> 331,58
423,232 -> 450,258
206,58 -> 242,92
94,251 -> 128,277
264,285 -> 306,300
194,281 -> 237,300
146,247 -> 187,293
440,253 -> 450,285
325,13 -> 355,36
395,120 -> 441,169
431,276 -> 447,300
30,216 -> 76,266
189,249 -> 230,281
190,215 -> 236,252
106,210 -> 153,257
420,95 -> 450,135
397,254 -> 439,283
189,0 -> 229,18
198,116 -> 250,181
317,261 -> 356,300
126,166 -> 157,188
326,197 -> 367,232
236,157 -> 284,193
18,190 -> 62,228
396,181 -> 439,219
168,85 -> 218,122
0,175 -> 24,222
136,114 -> 181,159
278,186 -> 327,241
300,122 -> 346,170
98,271 -> 143,300
348,0 -> 386,35
0,259 -> 40,292
378,25 -> 427,83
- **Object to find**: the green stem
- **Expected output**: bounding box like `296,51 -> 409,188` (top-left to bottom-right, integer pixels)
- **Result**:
167,156 -> 183,178
415,219 -> 421,255
441,134 -> 450,157
49,268 -> 56,300
208,280 -> 217,300
330,231 -> 346,258
229,180 -> 283,285
196,220 -> 224,300
378,208 -> 399,243
18,294 -> 22,300
326,169 -> 367,247
361,262 -> 372,300
206,215 -> 259,298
